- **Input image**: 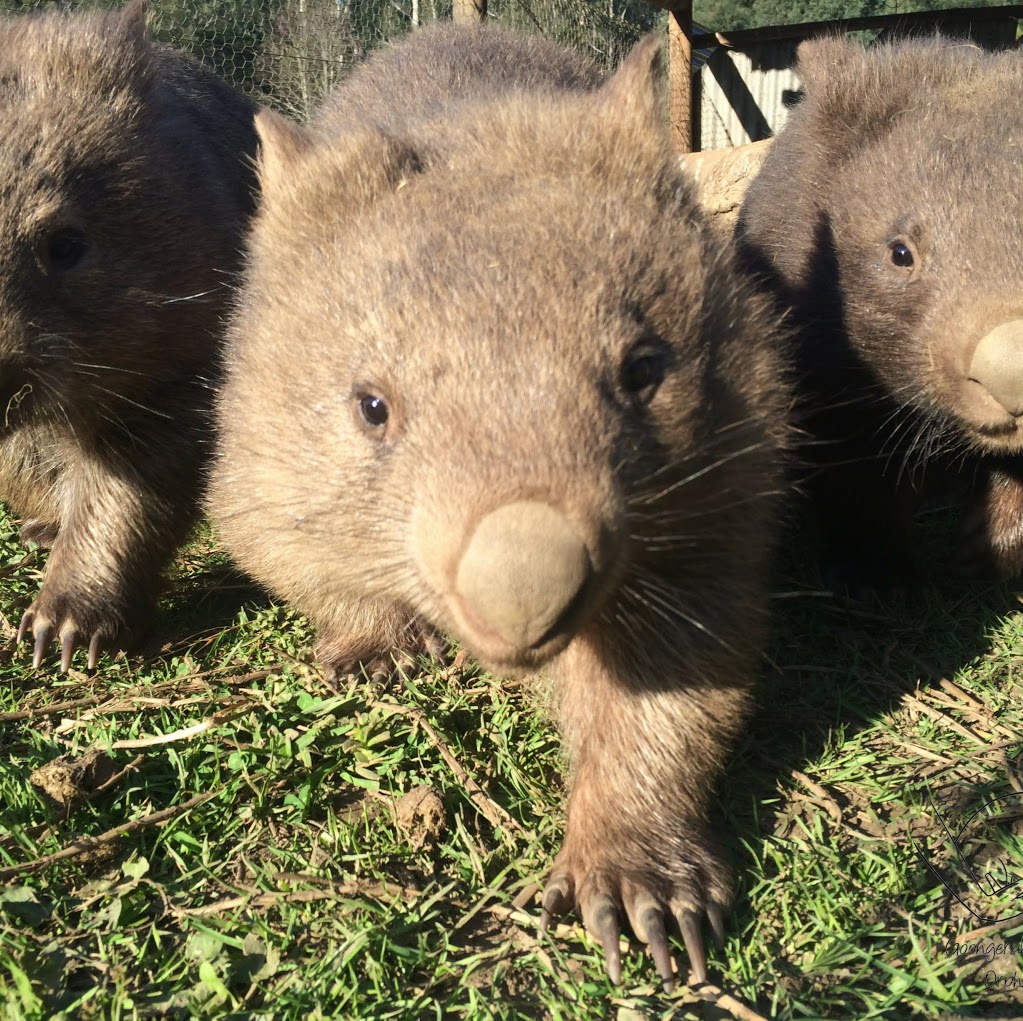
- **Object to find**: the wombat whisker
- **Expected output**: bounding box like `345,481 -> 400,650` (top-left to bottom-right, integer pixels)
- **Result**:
73,361 -> 154,379
89,385 -> 175,421
635,440 -> 771,506
630,573 -> 741,658
631,488 -> 791,527
158,288 -> 223,306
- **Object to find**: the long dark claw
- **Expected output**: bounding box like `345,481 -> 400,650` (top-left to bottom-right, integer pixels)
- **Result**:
641,908 -> 675,992
32,624 -> 51,669
60,632 -> 75,673
87,633 -> 101,671
584,895 -> 622,985
678,908 -> 707,985
539,875 -> 573,935
16,612 -> 31,645
708,902 -> 726,950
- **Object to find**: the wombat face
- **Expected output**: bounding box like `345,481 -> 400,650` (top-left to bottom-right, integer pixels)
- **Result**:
213,42 -> 787,674
0,4 -> 240,431
775,39 -> 1023,454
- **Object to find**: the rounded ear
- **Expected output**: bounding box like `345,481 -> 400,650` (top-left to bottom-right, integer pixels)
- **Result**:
255,106 -> 317,196
795,34 -> 861,97
255,113 -> 423,228
600,33 -> 665,127
112,0 -> 150,56
792,35 -> 909,159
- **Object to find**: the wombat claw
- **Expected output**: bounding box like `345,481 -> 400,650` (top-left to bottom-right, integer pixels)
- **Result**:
538,870 -> 725,990
18,610 -> 103,672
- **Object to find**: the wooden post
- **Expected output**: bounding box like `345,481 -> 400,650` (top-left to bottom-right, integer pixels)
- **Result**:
453,0 -> 486,22
667,2 -> 693,153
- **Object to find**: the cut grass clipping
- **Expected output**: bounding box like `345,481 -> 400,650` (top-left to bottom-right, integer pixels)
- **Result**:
1,508 -> 1023,1019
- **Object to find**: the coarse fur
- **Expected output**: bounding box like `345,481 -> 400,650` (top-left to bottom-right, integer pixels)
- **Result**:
210,23 -> 791,985
738,35 -> 1023,593
0,0 -> 259,667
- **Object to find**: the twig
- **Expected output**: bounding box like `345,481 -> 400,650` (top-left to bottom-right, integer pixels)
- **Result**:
175,877 -> 418,917
108,720 -> 215,750
1,695 -> 100,722
955,915 -> 1023,945
690,980 -> 770,1021
0,790 -> 219,879
370,700 -> 521,834
0,669 -> 273,725
789,770 -> 843,827
901,691 -> 988,745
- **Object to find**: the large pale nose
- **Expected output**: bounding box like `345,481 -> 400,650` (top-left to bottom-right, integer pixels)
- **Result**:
454,501 -> 591,650
969,319 -> 1023,416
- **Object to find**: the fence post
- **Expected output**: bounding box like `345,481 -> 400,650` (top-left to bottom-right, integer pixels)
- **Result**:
453,0 -> 487,22
667,2 -> 693,153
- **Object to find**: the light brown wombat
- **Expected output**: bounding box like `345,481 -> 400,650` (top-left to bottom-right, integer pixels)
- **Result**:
0,0 -> 259,670
738,36 -> 1023,595
210,23 -> 790,987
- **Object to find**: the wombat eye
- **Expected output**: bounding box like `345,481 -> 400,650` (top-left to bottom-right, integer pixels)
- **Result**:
888,240 -> 915,270
620,345 -> 668,404
45,229 -> 89,272
358,393 -> 389,428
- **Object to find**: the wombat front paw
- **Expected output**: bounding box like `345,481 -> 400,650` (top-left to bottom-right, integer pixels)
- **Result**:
19,519 -> 59,550
17,587 -> 135,673
316,619 -> 446,682
538,845 -> 728,990
955,483 -> 1023,579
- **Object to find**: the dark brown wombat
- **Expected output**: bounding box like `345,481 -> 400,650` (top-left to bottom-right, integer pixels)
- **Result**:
738,36 -> 1023,594
0,0 -> 259,669
210,23 -> 790,987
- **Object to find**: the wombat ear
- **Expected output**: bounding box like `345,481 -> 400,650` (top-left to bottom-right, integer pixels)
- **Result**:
795,35 -> 862,97
115,0 -> 150,51
600,33 -> 665,126
255,107 -> 317,195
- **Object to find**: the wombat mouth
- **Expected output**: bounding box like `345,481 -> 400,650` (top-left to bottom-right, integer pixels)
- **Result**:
958,381 -> 1023,452
449,584 -> 591,672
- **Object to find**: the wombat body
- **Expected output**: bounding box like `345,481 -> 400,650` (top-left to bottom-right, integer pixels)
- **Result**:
738,37 -> 1023,593
211,24 -> 790,986
0,0 -> 259,668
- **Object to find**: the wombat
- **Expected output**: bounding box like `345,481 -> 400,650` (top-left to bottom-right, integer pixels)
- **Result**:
210,24 -> 790,987
0,0 -> 259,669
737,36 -> 1023,594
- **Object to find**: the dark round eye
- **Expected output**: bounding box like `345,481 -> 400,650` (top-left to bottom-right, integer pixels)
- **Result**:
45,229 -> 89,272
358,393 -> 389,428
888,240 -> 915,270
621,346 -> 667,403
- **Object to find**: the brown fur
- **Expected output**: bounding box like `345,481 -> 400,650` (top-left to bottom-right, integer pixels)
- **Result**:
210,23 -> 790,982
0,0 -> 259,666
738,36 -> 1023,592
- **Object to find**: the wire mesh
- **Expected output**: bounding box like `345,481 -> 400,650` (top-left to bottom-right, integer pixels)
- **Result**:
0,0 -> 665,120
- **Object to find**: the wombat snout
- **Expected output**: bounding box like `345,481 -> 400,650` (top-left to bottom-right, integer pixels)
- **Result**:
453,501 -> 594,656
968,319 -> 1023,417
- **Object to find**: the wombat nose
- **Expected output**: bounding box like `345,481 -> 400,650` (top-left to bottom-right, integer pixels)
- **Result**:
969,319 -> 1023,416
455,501 -> 592,650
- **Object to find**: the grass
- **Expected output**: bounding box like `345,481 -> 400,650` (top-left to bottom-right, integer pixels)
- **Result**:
1,508 -> 1023,1019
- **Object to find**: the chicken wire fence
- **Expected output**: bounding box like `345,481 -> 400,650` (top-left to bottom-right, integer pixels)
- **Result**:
0,0 -> 664,119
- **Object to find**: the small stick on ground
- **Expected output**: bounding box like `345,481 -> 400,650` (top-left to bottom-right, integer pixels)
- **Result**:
0,789 -> 220,879
371,699 -> 521,835
690,979 -> 770,1021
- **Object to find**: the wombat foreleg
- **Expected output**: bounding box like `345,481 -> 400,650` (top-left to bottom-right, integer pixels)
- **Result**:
540,634 -> 744,990
17,446 -> 199,671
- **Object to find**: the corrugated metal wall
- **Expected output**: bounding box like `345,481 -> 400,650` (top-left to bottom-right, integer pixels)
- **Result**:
695,15 -> 1020,152
697,42 -> 801,151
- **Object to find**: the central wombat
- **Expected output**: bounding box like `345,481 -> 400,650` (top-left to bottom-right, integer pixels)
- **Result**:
210,24 -> 790,987
738,36 -> 1023,593
0,0 -> 259,670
